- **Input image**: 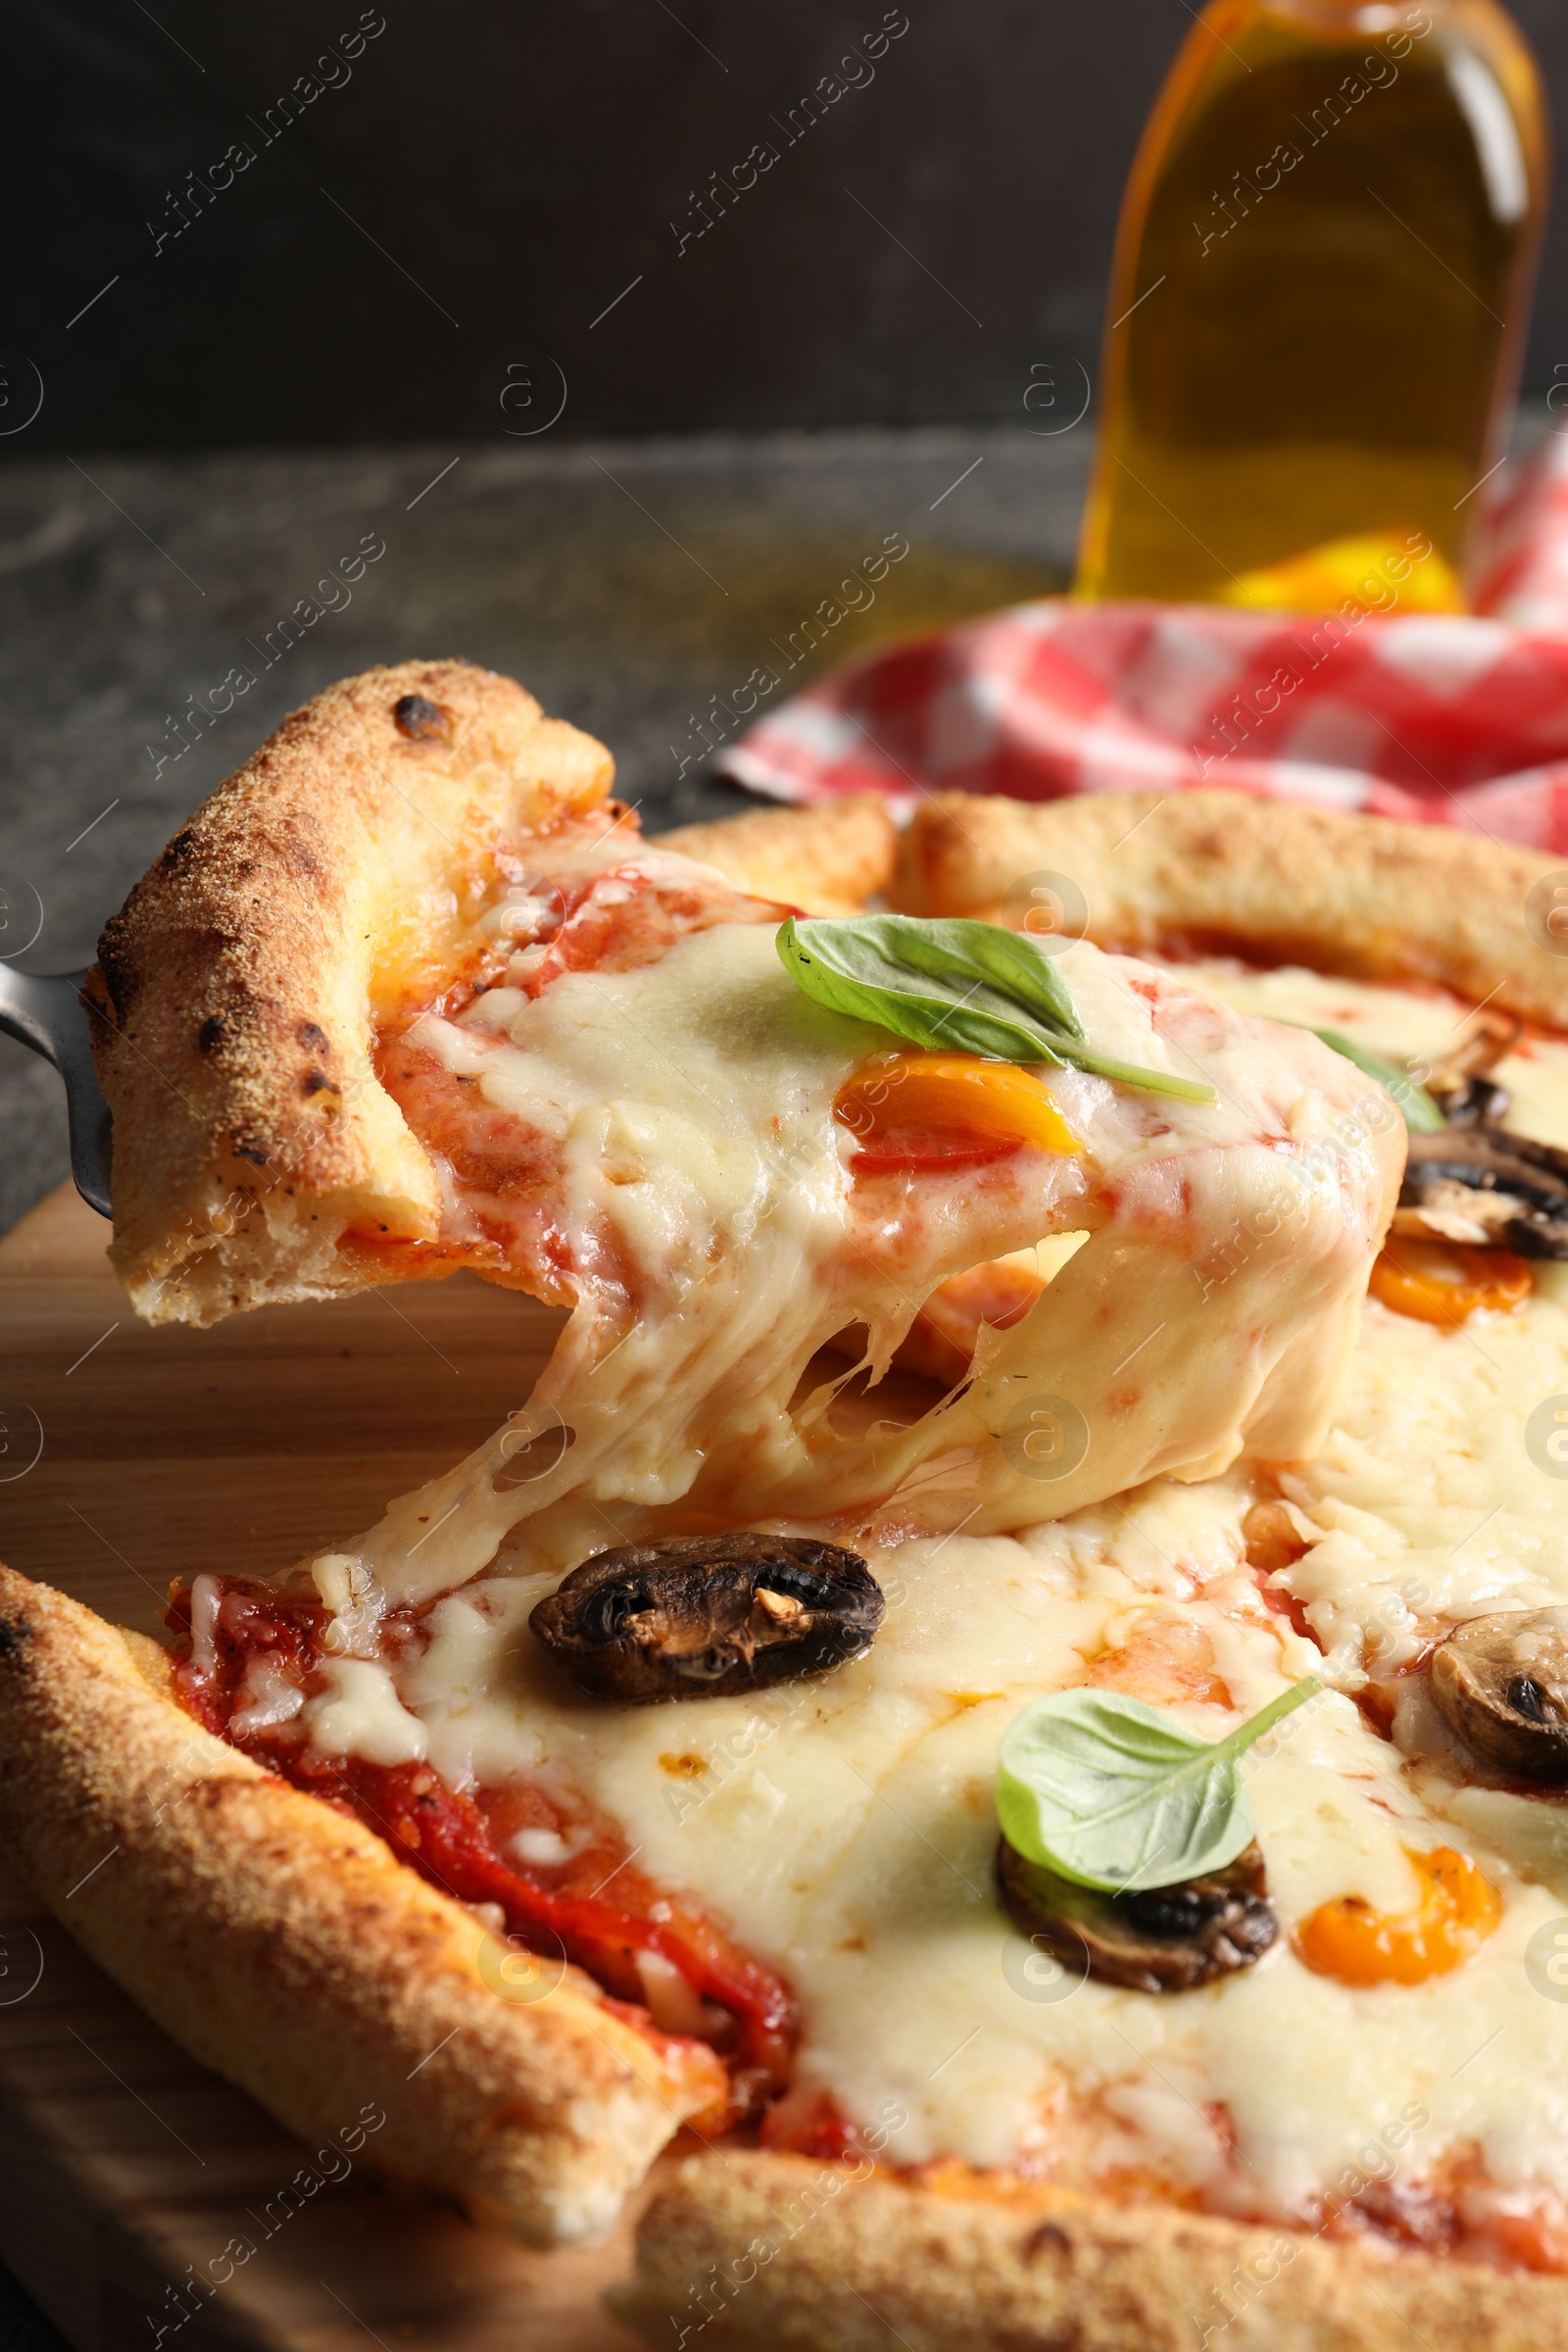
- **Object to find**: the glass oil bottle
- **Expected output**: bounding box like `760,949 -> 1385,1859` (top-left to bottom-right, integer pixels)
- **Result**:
1076,0 -> 1547,610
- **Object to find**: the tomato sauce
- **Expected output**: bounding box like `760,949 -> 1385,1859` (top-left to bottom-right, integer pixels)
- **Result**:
166,1580 -> 796,2125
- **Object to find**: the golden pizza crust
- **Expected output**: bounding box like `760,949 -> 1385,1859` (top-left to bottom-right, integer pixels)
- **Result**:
87,660 -> 613,1328
892,789 -> 1568,1027
618,2151 -> 1568,2349
656,796 -> 898,916
0,1563 -> 710,2247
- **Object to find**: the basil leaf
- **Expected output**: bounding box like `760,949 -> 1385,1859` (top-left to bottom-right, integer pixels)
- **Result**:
996,1679 -> 1320,1893
779,913 -> 1076,1066
1310,1027 -> 1446,1134
777,914 -> 1215,1104
850,915 -> 1086,1041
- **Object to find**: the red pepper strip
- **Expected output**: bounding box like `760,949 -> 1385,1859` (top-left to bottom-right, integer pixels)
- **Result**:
276,1745 -> 795,2108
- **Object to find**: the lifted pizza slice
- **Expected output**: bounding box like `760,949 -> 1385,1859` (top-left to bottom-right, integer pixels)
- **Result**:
86,663 -> 1399,1572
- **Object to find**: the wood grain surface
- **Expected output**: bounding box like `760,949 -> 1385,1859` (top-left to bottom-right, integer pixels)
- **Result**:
0,1182 -> 665,2352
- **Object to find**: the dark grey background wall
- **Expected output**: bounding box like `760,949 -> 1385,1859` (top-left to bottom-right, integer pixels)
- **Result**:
9,0 -> 1568,451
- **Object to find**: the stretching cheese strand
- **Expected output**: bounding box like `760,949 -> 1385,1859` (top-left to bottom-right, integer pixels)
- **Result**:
326,845 -> 1401,1611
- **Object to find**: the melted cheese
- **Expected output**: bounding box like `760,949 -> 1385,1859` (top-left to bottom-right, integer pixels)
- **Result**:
1181,960 -> 1568,1675
343,1495 -> 1568,2218
304,1658 -> 428,1767
299,920 -> 1568,2227
351,916 -> 1397,1609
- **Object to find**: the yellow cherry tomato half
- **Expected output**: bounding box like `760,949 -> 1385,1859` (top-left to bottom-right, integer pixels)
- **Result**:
1295,1846 -> 1501,1986
834,1053 -> 1082,1174
1369,1238 -> 1532,1326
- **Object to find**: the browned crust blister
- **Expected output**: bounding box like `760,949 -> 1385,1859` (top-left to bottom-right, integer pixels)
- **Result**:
892,788 -> 1568,1029
618,2152 -> 1568,2351
0,1564 -> 698,2246
87,660 -> 613,1327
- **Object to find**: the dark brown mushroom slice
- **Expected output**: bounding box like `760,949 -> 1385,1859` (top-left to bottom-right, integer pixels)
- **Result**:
1394,1125 -> 1568,1257
996,1837 -> 1276,1994
1424,1073 -> 1511,1128
1424,1009 -> 1521,1126
529,1534 -> 884,1703
1429,1607 -> 1568,1782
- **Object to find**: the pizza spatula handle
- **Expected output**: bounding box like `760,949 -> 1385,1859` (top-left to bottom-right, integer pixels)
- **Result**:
0,966 -> 113,1219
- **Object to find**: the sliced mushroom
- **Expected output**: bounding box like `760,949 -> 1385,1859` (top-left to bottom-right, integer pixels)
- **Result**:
529,1534 -> 884,1703
1394,1126 -> 1568,1256
1423,1074 -> 1511,1128
1429,1606 -> 1568,1782
1389,1012 -> 1568,1250
1424,1010 -> 1520,1125
996,1837 -> 1276,1993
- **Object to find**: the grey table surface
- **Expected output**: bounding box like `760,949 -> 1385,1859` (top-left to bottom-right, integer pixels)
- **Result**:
0,421 -> 1085,2349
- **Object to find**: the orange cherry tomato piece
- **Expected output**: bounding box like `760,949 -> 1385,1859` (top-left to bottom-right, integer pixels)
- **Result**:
1295,1846 -> 1501,1986
1369,1238 -> 1532,1327
835,1053 -> 1082,1175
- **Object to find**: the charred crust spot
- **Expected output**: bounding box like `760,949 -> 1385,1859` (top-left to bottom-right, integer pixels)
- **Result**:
158,828 -> 198,871
297,1021 -> 330,1055
1019,2220 -> 1071,2263
81,969 -> 115,1018
0,1619 -> 32,1663
231,1140 -> 270,1167
393,693 -> 450,743
198,1014 -> 225,1055
300,1069 -> 334,1098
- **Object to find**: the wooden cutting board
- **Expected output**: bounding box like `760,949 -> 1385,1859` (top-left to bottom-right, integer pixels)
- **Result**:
0,1181 -> 669,2352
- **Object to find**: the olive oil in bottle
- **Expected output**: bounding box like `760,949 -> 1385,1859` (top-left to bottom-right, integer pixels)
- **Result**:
1075,0 -> 1547,608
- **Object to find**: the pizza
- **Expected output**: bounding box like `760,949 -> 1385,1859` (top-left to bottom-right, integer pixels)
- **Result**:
7,662 -> 1568,2346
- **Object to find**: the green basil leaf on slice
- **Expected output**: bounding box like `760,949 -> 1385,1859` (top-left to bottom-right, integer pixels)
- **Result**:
996,1679 -> 1320,1893
851,915 -> 1086,1042
778,912 -> 1074,1067
1310,1027 -> 1446,1134
777,914 -> 1215,1105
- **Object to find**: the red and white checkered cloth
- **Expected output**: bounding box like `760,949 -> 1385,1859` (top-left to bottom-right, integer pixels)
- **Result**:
717,425 -> 1568,851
